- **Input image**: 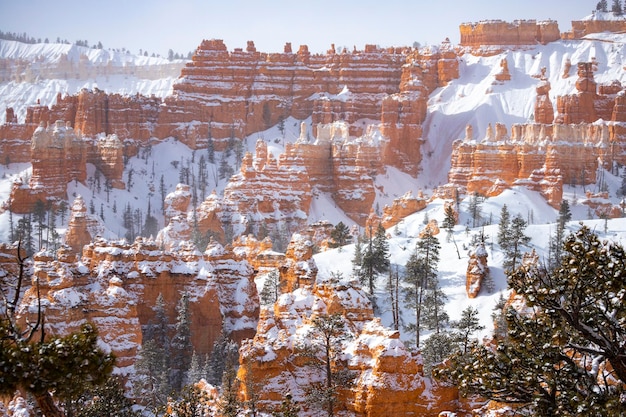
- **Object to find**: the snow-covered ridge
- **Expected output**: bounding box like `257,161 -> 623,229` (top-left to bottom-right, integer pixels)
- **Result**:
0,39 -> 187,121
0,39 -> 182,65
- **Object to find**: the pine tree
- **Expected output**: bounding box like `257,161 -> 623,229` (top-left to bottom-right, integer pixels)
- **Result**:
171,292 -> 192,393
186,351 -> 203,385
206,331 -> 239,387
142,199 -> 159,238
442,203 -> 456,241
497,204 -> 511,249
329,221 -> 351,248
502,214 -> 530,271
351,233 -> 363,278
421,331 -> 455,376
422,280 -> 449,333
438,225 -> 626,415
240,358 -> 261,417
386,266 -> 401,331
359,223 -> 390,300
260,269 -> 282,306
612,0 -> 623,14
597,0 -> 609,12
163,384 -> 210,417
217,353 -> 241,417
557,199 -> 571,225
135,293 -> 170,410
277,116 -> 286,138
0,282 -> 115,417
548,201 -> 570,270
403,229 -> 441,347
451,306 -> 484,354
33,199 -> 46,250
468,192 -> 482,228
75,376 -> 139,417
618,166 -> 626,197
300,314 -> 355,417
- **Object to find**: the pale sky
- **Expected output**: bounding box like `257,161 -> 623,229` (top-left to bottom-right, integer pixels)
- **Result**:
0,1 -> 596,57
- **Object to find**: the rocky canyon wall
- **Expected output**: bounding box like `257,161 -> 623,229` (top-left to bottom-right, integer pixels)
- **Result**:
447,60 -> 626,209
459,19 -> 560,52
1,38 -> 462,221
10,232 -> 259,375
237,232 -> 466,417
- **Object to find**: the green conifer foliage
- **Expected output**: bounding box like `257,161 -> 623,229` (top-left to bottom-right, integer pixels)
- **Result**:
437,226 -> 626,416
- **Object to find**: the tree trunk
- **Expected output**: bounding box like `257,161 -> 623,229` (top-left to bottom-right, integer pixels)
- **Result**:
35,392 -> 64,417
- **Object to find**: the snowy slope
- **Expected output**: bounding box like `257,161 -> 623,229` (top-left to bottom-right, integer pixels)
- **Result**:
3,34 -> 626,344
419,33 -> 626,187
0,40 -> 186,121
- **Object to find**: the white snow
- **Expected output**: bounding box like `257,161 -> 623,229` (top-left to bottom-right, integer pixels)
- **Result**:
2,33 -> 626,349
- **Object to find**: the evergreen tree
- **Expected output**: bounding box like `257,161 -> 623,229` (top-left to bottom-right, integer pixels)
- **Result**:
240,358 -> 261,417
16,214 -> 35,256
186,351 -> 203,385
0,318 -> 114,417
329,221 -> 351,248
402,229 -> 441,347
75,376 -> 140,417
442,203 -> 456,241
359,223 -> 390,299
207,136 -> 215,164
618,166 -> 626,197
490,292 -> 509,341
421,331 -> 455,376
134,339 -> 170,411
612,0 -> 623,14
497,204 -> 511,249
217,353 -> 241,417
142,200 -> 159,238
597,0 -> 608,12
468,192 -> 482,228
438,226 -> 626,415
171,292 -> 192,393
33,199 -> 46,250
163,384 -> 210,417
557,199 -> 571,225
351,233 -> 363,278
219,153 -> 232,180
260,269 -> 282,306
159,175 -> 167,213
206,331 -> 239,387
300,314 -> 355,417
135,293 -> 170,410
386,266 -> 401,331
451,305 -> 484,354
502,214 -> 530,271
422,280 -> 449,333
277,116 -> 286,138
549,200 -> 571,270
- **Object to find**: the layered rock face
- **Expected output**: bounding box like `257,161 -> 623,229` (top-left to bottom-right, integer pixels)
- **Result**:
447,122 -> 615,207
449,63 -> 626,208
459,19 -> 560,51
12,235 -> 259,374
238,236 -> 461,416
2,38 -> 457,166
63,195 -> 105,255
1,39 -> 462,226
222,139 -> 313,234
7,120 -> 126,213
564,17 -> 626,39
380,191 -> 428,230
555,62 -> 597,124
